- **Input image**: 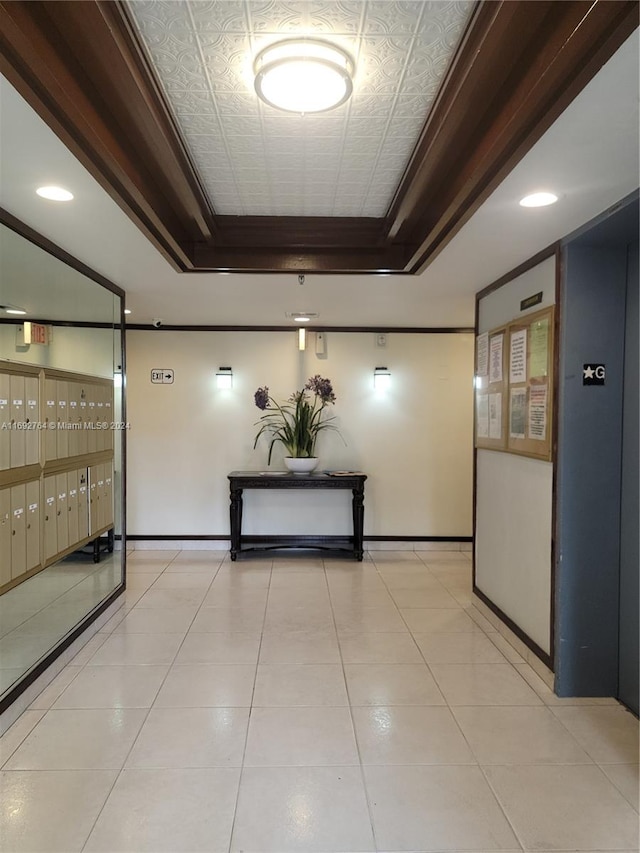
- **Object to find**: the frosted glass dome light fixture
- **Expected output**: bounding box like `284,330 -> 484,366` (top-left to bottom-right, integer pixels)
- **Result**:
254,39 -> 354,114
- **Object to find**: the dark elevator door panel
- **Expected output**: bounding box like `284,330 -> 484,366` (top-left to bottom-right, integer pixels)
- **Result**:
618,241 -> 638,715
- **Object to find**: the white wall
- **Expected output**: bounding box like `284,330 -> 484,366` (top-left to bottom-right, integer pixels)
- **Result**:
475,255 -> 556,655
126,329 -> 474,539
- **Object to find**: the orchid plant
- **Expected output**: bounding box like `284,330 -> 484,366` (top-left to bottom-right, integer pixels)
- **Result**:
253,375 -> 342,463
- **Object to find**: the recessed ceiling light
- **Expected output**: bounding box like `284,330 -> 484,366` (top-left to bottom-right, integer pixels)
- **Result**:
124,309 -> 131,315
294,315 -> 311,322
4,308 -> 26,315
36,186 -> 74,201
254,39 -> 354,114
519,192 -> 558,208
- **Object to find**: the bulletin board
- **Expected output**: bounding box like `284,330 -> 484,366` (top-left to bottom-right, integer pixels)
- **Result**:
474,325 -> 508,451
475,306 -> 554,461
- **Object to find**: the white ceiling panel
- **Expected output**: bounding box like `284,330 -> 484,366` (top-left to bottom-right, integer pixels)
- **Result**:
126,0 -> 474,216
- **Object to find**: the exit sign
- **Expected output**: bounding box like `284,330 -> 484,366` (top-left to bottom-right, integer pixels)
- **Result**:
29,322 -> 48,344
19,322 -> 48,345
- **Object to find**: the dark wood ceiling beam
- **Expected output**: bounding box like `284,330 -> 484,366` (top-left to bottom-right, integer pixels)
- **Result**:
0,0 -> 216,269
386,0 -> 639,273
215,216 -> 387,249
189,243 -> 412,274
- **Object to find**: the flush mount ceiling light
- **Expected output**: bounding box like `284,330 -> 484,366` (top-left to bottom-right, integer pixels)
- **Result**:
519,192 -> 558,208
254,39 -> 354,114
36,186 -> 74,201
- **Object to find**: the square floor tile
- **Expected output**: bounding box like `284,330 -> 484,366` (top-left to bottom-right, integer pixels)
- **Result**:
28,666 -> 82,710
87,633 -> 184,666
430,664 -> 543,705
413,632 -> 507,664
380,572 -> 444,590
150,572 -> 214,589
253,664 -> 349,706
600,763 -> 640,811
126,707 -> 249,768
231,766 -> 375,852
400,608 -> 482,634
352,706 -> 475,765
389,587 -> 461,608
263,605 -> 335,632
344,663 -> 445,706
485,764 -> 639,850
551,706 -> 640,763
113,607 -> 197,634
203,586 -> 269,607
84,768 -> 240,852
52,665 -> 168,708
136,587 -> 208,608
453,706 -> 593,764
154,664 -> 256,707
0,710 -> 46,767
175,631 -> 261,664
5,708 -> 147,769
333,606 -> 407,632
338,632 -> 423,664
0,769 -> 117,852
244,707 -> 359,766
259,630 -> 341,663
328,587 -> 395,607
190,605 -> 266,632
364,764 -> 520,851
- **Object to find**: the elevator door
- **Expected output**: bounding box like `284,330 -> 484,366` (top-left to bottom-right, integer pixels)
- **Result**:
618,242 -> 638,715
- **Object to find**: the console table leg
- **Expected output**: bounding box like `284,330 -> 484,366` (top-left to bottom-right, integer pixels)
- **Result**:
352,487 -> 365,562
230,487 -> 243,561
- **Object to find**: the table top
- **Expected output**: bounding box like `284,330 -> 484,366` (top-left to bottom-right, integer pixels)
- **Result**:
228,470 -> 367,487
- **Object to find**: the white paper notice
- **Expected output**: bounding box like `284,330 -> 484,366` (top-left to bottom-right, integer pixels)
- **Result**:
529,384 -> 548,440
510,329 -> 527,384
476,333 -> 489,377
509,387 -> 527,439
489,392 -> 502,439
476,394 -> 489,439
489,334 -> 504,383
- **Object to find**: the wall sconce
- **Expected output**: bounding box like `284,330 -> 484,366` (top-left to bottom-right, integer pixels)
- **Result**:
216,366 -> 233,389
374,366 -> 391,391
298,327 -> 306,351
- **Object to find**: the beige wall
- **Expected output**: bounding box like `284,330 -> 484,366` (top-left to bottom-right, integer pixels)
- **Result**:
126,329 -> 474,539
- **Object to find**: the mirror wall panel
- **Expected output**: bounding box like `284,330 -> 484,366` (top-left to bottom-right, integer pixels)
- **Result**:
0,212 -> 125,712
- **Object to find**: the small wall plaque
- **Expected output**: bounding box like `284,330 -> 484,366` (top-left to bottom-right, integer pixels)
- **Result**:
520,291 -> 543,311
583,364 -> 605,385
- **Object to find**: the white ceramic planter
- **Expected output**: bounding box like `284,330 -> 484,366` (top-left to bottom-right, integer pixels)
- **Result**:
284,457 -> 319,473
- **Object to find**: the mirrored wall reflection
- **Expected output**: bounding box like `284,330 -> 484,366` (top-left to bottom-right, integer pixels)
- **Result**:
0,218 -> 125,708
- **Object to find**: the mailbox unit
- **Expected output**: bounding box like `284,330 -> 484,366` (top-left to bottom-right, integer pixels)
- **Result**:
0,360 -> 115,594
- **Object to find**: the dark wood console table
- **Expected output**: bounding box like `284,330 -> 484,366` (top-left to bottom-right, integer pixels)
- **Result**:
228,471 -> 367,561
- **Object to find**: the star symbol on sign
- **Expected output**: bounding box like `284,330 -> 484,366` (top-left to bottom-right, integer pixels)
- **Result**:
583,366 -> 595,379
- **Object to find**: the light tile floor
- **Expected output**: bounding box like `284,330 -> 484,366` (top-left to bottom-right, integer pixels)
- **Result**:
1,549 -> 638,852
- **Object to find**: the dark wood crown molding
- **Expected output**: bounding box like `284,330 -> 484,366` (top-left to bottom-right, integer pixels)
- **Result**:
0,0 -> 636,274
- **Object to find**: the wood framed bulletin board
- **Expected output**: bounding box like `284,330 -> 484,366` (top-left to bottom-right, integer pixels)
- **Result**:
475,306 -> 554,461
